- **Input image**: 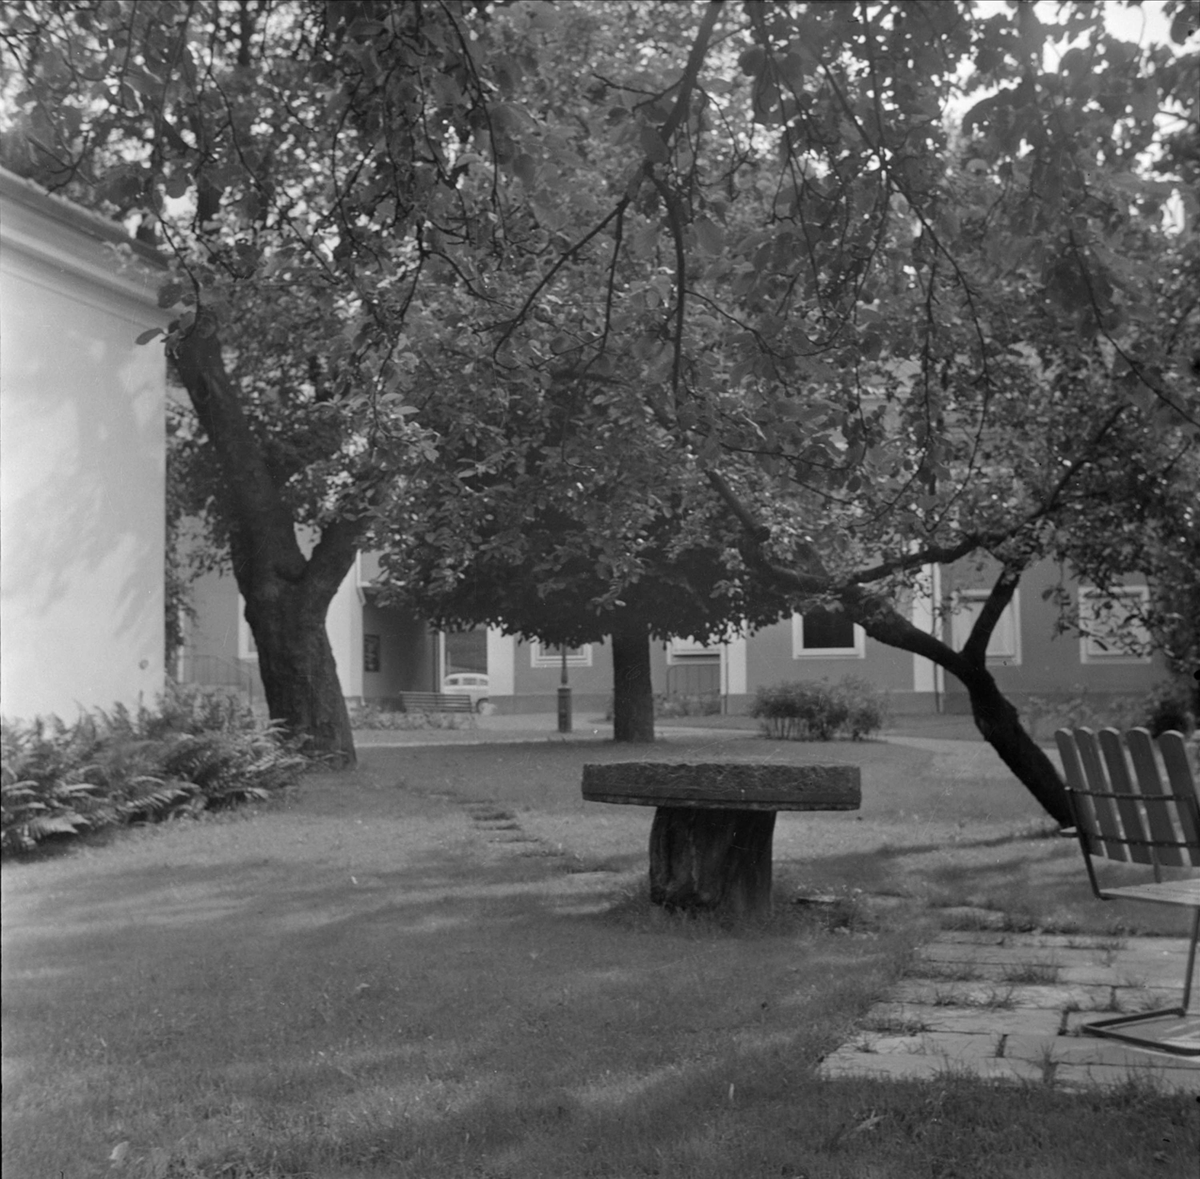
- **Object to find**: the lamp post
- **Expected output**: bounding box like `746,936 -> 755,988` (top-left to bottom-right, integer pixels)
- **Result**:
557,646 -> 572,733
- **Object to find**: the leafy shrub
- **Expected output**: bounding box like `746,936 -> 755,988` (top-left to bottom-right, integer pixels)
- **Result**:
1139,680 -> 1196,737
347,702 -> 475,730
1021,686 -> 1140,740
1021,682 -> 1194,741
838,675 -> 890,739
749,676 -> 888,741
1,685 -> 306,855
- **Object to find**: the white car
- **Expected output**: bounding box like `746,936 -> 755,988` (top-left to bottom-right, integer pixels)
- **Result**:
442,672 -> 490,711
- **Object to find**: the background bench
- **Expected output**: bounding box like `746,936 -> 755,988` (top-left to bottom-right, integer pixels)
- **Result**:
397,691 -> 475,714
582,761 -> 861,918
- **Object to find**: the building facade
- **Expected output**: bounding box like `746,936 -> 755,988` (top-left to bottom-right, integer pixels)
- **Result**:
179,550 -> 1170,718
1,168 -> 169,720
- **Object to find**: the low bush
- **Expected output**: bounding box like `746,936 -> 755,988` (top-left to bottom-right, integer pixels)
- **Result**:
1140,680 -> 1196,737
749,676 -> 888,741
1021,681 -> 1195,741
1,685 -> 306,856
1020,686 -> 1141,740
347,702 -> 475,730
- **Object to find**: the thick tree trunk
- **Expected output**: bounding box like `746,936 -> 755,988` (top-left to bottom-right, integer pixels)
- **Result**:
241,566 -> 357,767
649,807 -> 776,918
610,621 -> 656,742
172,321 -> 359,765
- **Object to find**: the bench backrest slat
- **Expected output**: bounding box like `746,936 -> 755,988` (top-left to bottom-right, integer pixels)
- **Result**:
1097,728 -> 1154,866
1055,728 -> 1105,859
399,692 -> 473,712
1074,727 -> 1130,861
1126,728 -> 1187,868
1160,731 -> 1200,866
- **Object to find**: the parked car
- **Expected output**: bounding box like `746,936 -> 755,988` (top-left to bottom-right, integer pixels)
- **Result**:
442,672 -> 490,711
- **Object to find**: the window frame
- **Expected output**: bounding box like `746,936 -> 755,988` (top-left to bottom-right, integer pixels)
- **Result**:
1078,585 -> 1153,664
529,641 -> 593,669
949,588 -> 1022,666
667,637 -> 722,664
791,611 -> 865,659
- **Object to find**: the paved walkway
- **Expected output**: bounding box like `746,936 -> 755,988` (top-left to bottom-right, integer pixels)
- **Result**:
819,930 -> 1200,1091
352,712 -> 762,747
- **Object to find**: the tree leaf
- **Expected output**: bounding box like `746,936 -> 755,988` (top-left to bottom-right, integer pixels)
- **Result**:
694,217 -> 725,255
639,124 -> 670,164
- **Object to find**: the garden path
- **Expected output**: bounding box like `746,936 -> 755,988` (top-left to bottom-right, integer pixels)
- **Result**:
819,929 -> 1200,1091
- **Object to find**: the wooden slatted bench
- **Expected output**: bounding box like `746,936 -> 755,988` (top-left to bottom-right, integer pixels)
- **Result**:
1055,727 -> 1200,1056
397,691 -> 475,714
582,762 -> 861,918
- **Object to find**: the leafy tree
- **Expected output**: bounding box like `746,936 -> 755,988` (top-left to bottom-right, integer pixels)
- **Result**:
375,0 -> 1197,821
378,363 -> 791,741
0,0 -> 516,761
5,0 -> 1196,818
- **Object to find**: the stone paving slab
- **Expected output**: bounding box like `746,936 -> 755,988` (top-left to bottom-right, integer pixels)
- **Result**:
887,978 -> 1114,1009
820,1048 -> 1046,1084
863,1002 -> 1063,1036
1004,1033 -> 1200,1071
819,931 -> 1200,1093
914,941 -> 1190,983
1063,1008 -> 1195,1034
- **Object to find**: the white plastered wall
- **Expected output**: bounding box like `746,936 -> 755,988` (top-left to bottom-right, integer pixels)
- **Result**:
0,170 -> 169,719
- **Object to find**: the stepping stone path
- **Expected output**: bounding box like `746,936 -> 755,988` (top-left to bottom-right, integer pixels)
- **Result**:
819,930 -> 1200,1091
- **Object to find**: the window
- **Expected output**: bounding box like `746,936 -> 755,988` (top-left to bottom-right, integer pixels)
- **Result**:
949,589 -> 1021,665
442,628 -> 487,676
668,637 -> 721,663
792,609 -> 864,658
530,641 -> 593,668
363,634 -> 381,673
1079,586 -> 1152,663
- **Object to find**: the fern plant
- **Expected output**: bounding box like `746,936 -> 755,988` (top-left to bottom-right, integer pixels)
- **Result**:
1,685 -> 306,855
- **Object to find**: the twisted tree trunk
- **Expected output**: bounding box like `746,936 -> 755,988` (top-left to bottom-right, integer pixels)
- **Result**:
173,320 -> 358,765
841,576 -> 1073,827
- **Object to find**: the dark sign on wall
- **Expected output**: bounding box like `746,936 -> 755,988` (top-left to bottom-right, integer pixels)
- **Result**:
363,633 -> 381,673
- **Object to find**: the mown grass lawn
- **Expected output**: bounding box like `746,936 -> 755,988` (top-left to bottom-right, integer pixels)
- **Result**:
3,733 -> 1195,1178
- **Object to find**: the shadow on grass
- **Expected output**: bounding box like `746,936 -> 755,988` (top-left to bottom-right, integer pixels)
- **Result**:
4,739 -> 1194,1178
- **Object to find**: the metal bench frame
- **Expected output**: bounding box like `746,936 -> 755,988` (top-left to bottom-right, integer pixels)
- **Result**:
1055,726 -> 1200,1056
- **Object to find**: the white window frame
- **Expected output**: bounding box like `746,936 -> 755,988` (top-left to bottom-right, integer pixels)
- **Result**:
791,611 -> 865,659
949,589 -> 1022,665
530,641 -> 593,669
667,637 -> 722,664
1078,585 -> 1153,664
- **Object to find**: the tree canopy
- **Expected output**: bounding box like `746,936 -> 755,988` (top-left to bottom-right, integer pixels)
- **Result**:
2,0 -> 1196,790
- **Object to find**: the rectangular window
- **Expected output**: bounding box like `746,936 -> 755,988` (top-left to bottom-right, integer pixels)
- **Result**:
792,609 -> 864,658
363,633 -> 381,673
443,627 -> 488,676
1078,586 -> 1152,663
530,641 -> 593,668
950,589 -> 1021,665
668,637 -> 721,663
